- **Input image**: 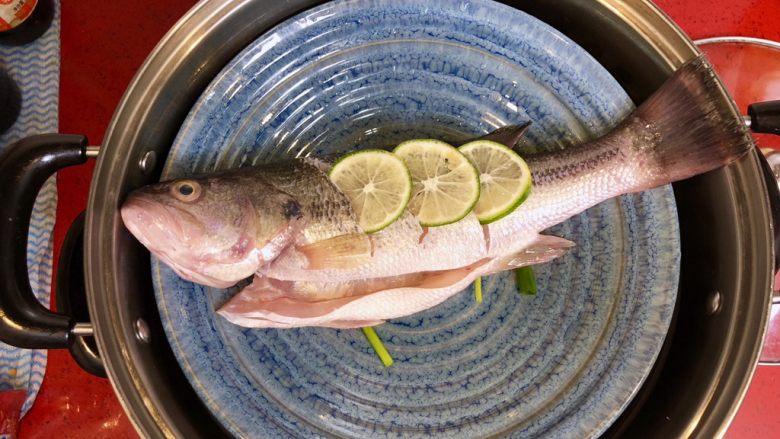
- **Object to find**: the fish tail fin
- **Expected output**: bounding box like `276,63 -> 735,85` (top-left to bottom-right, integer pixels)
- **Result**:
631,55 -> 753,185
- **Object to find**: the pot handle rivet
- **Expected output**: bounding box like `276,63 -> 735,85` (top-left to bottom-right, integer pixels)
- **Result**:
134,318 -> 151,343
706,290 -> 722,316
85,146 -> 100,158
138,150 -> 157,175
71,322 -> 94,337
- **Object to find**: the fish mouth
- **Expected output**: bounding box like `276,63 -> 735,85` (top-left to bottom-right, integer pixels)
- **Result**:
120,193 -> 190,252
120,193 -> 256,288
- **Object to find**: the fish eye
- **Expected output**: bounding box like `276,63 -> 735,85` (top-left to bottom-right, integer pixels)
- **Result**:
179,184 -> 194,196
171,180 -> 202,202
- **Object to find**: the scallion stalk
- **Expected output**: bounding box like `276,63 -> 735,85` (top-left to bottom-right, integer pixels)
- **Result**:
474,276 -> 483,303
515,266 -> 537,295
361,326 -> 393,367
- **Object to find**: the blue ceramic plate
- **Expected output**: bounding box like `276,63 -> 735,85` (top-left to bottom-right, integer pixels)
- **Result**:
154,0 -> 679,437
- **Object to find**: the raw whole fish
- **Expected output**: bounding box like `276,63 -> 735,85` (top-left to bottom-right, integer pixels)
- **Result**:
121,56 -> 753,328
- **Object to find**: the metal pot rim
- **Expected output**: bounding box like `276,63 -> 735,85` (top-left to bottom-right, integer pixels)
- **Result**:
84,1 -> 774,437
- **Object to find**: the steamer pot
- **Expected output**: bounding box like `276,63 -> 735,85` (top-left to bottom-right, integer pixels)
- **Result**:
0,1 -> 775,438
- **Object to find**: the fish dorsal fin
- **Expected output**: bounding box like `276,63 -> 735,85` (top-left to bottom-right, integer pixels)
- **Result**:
296,233 -> 372,269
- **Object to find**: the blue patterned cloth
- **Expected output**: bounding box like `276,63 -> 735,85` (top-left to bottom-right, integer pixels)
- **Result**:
0,1 -> 60,417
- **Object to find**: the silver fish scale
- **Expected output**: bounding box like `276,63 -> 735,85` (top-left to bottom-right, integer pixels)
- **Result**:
486,124 -> 649,258
252,159 -> 362,243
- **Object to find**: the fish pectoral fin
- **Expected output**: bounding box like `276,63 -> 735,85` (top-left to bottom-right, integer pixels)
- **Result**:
495,234 -> 575,271
297,233 -> 372,270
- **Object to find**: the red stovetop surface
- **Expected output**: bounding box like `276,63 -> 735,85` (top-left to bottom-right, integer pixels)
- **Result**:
16,1 -> 780,437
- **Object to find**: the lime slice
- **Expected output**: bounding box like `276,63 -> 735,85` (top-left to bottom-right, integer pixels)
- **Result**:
393,139 -> 480,227
459,139 -> 532,224
329,149 -> 412,233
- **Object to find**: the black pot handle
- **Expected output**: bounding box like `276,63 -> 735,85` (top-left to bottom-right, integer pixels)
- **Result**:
744,101 -> 780,272
748,101 -> 780,136
757,150 -> 780,273
0,134 -> 104,375
758,149 -> 780,366
56,211 -> 106,377
747,100 -> 780,365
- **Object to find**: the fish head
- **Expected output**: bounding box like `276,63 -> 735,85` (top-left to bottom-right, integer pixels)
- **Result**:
120,175 -> 301,287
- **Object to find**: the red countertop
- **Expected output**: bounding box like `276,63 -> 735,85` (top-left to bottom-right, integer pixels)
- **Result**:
16,1 -> 780,437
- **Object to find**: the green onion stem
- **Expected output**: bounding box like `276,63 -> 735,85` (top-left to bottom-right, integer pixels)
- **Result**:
515,266 -> 537,295
474,276 -> 483,303
361,326 -> 394,367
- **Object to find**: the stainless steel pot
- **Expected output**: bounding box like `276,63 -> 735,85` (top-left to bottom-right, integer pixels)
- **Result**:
0,1 -> 774,438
